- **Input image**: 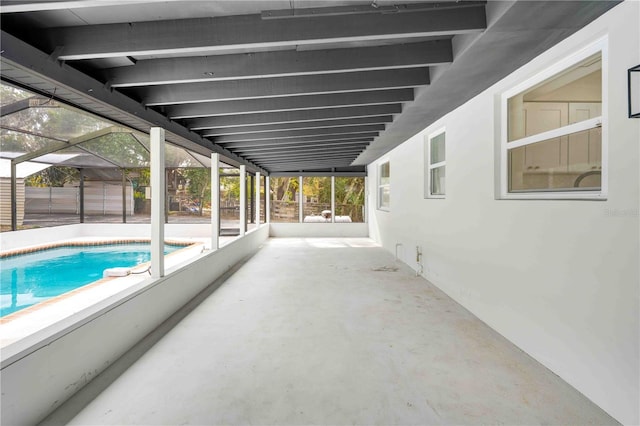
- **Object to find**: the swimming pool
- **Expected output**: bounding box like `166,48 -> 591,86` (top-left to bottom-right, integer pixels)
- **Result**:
0,243 -> 185,317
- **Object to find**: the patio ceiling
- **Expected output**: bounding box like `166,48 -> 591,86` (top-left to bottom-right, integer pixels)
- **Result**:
0,0 -> 620,174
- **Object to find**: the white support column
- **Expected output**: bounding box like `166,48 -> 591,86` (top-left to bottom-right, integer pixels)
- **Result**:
255,172 -> 261,225
266,176 -> 271,223
150,127 -> 165,279
211,153 -> 220,250
331,175 -> 336,223
10,161 -> 17,231
239,165 -> 246,236
364,176 -> 369,223
298,175 -> 303,223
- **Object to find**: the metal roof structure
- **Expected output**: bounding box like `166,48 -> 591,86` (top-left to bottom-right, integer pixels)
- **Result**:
0,0 -> 620,174
0,90 -> 220,179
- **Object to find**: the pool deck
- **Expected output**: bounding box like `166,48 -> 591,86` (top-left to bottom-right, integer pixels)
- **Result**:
43,238 -> 617,425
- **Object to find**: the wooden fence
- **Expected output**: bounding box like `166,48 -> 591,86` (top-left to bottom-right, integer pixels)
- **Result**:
270,200 -> 364,222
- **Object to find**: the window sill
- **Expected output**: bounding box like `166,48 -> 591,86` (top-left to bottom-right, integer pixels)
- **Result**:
498,191 -> 607,201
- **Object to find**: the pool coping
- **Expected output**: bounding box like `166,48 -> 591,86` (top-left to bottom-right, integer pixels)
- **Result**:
0,238 -> 194,259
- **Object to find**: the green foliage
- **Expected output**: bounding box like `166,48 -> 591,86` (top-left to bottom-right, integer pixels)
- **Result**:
301,177 -> 325,203
270,176 -> 364,205
336,177 -> 365,205
271,176 -> 299,201
181,168 -> 211,215
220,174 -> 240,200
25,166 -> 79,187
0,85 -> 31,106
81,132 -> 149,167
130,168 -> 150,200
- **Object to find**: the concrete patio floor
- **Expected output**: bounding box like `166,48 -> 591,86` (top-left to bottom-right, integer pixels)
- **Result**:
42,238 -> 617,425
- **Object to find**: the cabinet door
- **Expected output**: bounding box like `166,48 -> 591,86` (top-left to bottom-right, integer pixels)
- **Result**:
523,102 -> 569,170
568,103 -> 602,170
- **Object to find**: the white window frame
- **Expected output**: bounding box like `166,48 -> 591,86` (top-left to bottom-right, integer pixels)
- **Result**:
497,36 -> 608,200
425,127 -> 446,199
377,160 -> 390,211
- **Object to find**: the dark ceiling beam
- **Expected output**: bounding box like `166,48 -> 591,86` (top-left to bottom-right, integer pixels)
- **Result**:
184,104 -> 401,129
241,146 -> 368,159
201,116 -> 392,136
232,141 -> 370,154
261,2 -> 486,19
267,166 -> 354,173
221,137 -> 374,150
254,155 -> 359,165
166,90 -> 412,119
106,41 -> 451,87
255,150 -> 361,159
245,154 -> 364,165
49,6 -> 486,60
139,68 -> 429,106
268,165 -> 355,172
210,125 -> 384,143
269,166 -> 361,172
257,160 -> 356,170
234,149 -> 368,161
247,155 -> 364,165
269,169 -> 366,177
266,159 -> 353,166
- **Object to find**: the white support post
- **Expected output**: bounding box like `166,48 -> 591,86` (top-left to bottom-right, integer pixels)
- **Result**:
150,127 -> 165,278
298,175 -> 304,223
266,176 -> 271,223
331,176 -> 336,223
255,172 -> 261,225
239,165 -> 246,236
10,161 -> 17,231
211,153 -> 220,250
364,176 -> 369,223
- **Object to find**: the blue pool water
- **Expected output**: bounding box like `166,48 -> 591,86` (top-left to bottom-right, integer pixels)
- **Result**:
0,244 -> 182,317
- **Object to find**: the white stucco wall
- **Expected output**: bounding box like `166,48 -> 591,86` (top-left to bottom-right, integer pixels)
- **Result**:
269,223 -> 368,238
368,2 -> 639,424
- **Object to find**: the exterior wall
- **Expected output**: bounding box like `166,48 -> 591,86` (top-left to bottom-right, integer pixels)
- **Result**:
269,223 -> 368,238
0,225 -> 269,425
368,2 -> 639,424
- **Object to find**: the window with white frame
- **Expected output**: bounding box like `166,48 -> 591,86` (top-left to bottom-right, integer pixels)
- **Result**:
499,39 -> 606,199
378,161 -> 390,210
425,129 -> 446,198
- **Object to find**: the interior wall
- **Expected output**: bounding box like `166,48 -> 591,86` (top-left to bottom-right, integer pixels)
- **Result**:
367,2 -> 639,424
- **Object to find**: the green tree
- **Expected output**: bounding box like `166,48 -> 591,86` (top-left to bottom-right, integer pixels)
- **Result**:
181,168 -> 211,216
26,167 -> 79,187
